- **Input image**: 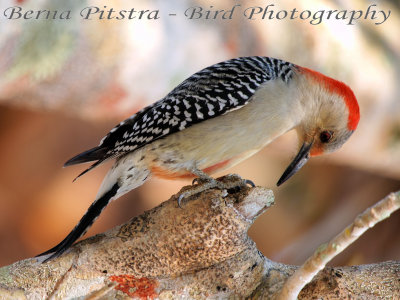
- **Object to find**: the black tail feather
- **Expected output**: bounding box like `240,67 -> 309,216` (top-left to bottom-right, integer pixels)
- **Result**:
37,183 -> 120,262
64,146 -> 108,167
72,159 -> 105,182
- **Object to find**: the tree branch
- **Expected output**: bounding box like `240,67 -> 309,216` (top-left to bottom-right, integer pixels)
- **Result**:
0,177 -> 399,299
277,191 -> 400,300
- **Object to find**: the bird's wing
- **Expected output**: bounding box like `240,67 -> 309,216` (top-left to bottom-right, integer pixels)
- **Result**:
65,56 -> 295,172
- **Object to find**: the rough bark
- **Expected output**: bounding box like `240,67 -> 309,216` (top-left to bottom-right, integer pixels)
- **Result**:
0,177 -> 399,299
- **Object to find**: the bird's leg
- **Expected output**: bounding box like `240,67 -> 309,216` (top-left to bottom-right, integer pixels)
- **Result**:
191,169 -> 215,185
177,168 -> 255,207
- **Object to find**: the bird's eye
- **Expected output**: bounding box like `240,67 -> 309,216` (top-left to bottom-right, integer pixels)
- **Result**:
320,131 -> 333,143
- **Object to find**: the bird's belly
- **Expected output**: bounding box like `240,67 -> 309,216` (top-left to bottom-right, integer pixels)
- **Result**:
145,127 -> 265,181
149,158 -> 233,180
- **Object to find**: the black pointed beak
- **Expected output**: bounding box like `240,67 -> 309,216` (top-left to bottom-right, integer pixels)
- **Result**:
276,141 -> 313,186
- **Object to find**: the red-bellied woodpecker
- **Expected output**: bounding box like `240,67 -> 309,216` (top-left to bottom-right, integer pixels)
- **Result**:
38,56 -> 360,262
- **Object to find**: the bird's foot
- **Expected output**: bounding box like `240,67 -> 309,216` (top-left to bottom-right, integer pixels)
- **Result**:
222,174 -> 255,194
178,174 -> 255,208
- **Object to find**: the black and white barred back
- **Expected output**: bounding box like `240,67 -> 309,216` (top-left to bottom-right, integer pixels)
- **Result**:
65,56 -> 296,174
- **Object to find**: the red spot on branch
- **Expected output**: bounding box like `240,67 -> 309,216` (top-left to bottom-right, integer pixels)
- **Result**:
299,67 -> 360,131
109,275 -> 158,299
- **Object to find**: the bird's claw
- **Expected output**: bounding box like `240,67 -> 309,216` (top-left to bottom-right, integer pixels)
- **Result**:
192,177 -> 201,185
245,179 -> 255,187
192,177 -> 212,185
177,193 -> 185,208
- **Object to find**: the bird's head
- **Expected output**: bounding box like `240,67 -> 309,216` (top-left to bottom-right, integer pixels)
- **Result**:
277,66 -> 360,186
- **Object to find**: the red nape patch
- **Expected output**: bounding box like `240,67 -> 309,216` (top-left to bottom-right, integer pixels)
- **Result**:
299,67 -> 360,131
109,275 -> 158,299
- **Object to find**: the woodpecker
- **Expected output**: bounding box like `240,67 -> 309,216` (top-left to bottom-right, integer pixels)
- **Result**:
38,56 -> 360,262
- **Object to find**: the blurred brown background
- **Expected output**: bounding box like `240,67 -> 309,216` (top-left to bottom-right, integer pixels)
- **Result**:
0,0 -> 399,267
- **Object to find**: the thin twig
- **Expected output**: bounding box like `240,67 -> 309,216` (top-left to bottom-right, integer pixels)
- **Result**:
276,191 -> 400,300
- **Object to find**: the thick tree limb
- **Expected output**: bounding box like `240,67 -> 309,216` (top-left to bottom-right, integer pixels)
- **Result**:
0,177 -> 399,299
